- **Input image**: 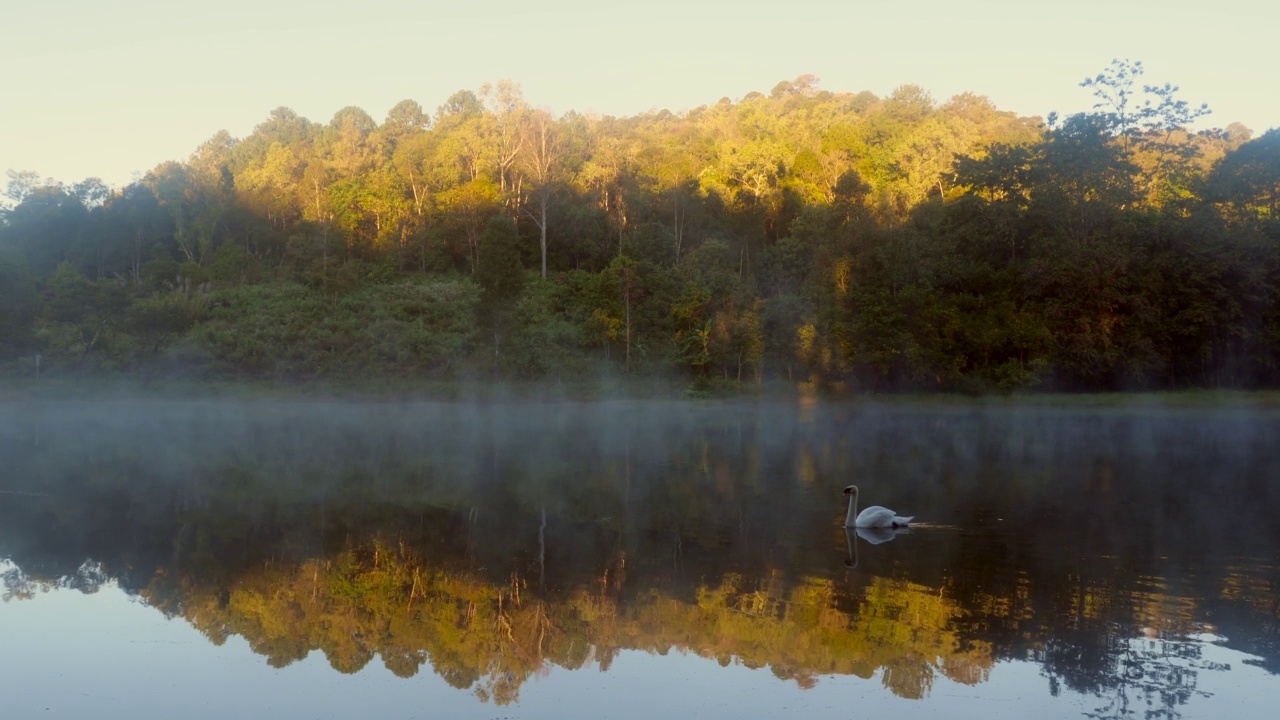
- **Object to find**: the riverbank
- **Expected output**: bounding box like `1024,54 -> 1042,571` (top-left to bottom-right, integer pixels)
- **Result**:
4,372 -> 1280,409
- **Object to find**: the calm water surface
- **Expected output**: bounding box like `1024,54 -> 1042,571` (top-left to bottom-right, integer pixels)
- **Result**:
2,399 -> 1278,719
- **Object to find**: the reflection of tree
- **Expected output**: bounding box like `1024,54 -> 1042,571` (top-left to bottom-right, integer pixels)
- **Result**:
3,502 -> 1275,709
2,561 -> 40,601
3,400 -> 1280,708
1030,579 -> 1236,719
2,559 -> 107,601
122,539 -> 990,703
1051,635 -> 1225,720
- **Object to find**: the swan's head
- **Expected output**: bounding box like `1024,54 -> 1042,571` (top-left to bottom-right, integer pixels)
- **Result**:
843,485 -> 858,496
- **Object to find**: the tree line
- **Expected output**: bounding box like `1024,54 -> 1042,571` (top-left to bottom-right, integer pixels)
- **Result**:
1,62 -> 1277,391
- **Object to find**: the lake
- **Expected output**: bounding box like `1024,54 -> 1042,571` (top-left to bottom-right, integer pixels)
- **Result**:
2,398 -> 1278,719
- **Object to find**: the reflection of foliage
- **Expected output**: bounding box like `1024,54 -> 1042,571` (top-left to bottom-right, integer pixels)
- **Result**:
134,540 -> 987,703
686,574 -> 988,698
3,400 -> 1280,709
176,540 -> 576,703
9,511 -> 1257,712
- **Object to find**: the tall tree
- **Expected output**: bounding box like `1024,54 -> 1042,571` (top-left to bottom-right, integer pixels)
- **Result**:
481,80 -> 529,201
1081,59 -> 1211,205
520,109 -> 565,278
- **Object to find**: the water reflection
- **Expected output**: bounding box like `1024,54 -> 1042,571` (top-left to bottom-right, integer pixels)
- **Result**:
2,399 -> 1279,716
852,526 -> 907,546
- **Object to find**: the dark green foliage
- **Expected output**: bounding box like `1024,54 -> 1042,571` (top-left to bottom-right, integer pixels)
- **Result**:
127,293 -> 203,358
197,280 -> 479,377
1209,129 -> 1280,222
475,215 -> 525,320
0,250 -> 38,359
505,278 -> 590,377
0,185 -> 89,276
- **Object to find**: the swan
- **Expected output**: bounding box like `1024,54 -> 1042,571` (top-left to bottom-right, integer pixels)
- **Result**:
843,485 -> 913,528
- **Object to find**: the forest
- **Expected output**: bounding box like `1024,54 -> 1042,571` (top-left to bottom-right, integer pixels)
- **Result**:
1,61 -> 1277,392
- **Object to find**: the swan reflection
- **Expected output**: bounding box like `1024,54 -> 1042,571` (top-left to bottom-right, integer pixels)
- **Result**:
844,525 -> 909,567
856,526 -> 908,545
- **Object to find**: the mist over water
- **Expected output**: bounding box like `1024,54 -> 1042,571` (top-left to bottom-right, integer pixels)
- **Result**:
2,398 -> 1279,718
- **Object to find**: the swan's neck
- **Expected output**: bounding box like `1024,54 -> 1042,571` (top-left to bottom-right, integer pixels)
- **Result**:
844,492 -> 858,527
845,528 -> 858,568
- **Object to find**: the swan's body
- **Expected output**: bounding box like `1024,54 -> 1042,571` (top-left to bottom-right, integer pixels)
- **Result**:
843,485 -> 913,528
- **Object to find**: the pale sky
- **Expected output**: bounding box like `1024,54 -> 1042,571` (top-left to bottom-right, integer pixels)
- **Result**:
1,0 -> 1274,188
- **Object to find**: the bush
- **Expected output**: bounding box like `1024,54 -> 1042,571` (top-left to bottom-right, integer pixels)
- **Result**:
195,279 -> 480,377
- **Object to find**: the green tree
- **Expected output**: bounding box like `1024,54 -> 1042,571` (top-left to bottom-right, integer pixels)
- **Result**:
1081,59 -> 1212,206
39,262 -> 130,371
384,99 -> 429,136
1210,129 -> 1280,222
0,250 -> 38,360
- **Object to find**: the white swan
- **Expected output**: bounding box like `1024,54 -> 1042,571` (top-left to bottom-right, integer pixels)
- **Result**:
843,485 -> 913,528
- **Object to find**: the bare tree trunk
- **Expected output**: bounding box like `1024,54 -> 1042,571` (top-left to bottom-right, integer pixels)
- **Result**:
467,227 -> 480,274
624,274 -> 632,373
177,228 -> 196,263
539,198 -> 548,279
538,505 -> 547,593
673,199 -> 684,261
524,190 -> 550,279
408,170 -> 427,218
616,202 -> 627,257
132,231 -> 143,284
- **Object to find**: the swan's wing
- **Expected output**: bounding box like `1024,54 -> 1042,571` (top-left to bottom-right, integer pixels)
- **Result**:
856,506 -> 914,528
855,506 -> 897,528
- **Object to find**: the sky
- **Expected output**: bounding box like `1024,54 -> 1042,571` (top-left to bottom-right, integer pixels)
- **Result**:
1,0 -> 1275,188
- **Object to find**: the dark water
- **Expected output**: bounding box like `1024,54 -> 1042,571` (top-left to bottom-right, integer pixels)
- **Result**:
2,399 -> 1278,719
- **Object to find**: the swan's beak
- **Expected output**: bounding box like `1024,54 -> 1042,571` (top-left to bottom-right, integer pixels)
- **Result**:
842,487 -> 853,495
